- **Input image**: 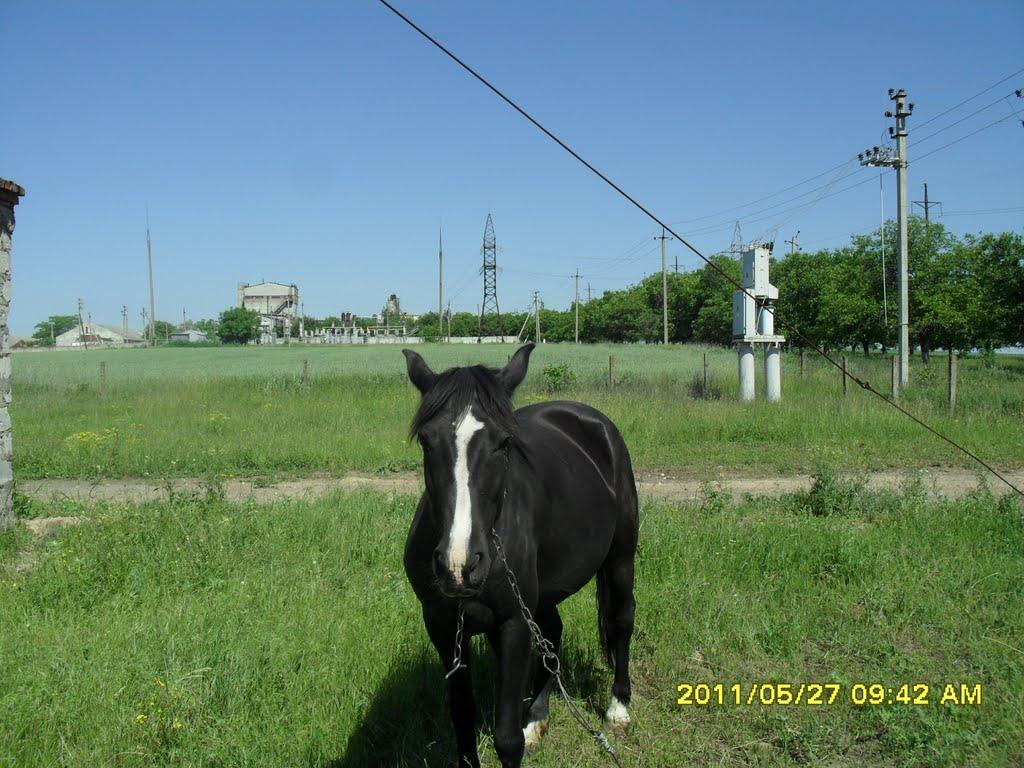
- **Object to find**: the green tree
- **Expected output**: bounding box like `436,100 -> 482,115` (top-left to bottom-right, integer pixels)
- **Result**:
192,318 -> 219,337
32,314 -> 78,346
216,307 -> 261,344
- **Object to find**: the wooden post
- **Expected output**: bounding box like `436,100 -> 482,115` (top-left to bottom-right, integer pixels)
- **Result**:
891,355 -> 899,402
702,352 -> 708,395
841,355 -> 848,396
609,355 -> 616,390
800,349 -> 806,376
99,361 -> 107,396
302,359 -> 309,385
948,352 -> 957,414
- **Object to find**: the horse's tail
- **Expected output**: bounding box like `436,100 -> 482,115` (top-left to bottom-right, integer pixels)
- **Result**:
595,567 -> 615,667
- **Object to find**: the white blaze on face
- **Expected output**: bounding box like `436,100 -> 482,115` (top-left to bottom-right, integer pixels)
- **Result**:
448,406 -> 484,583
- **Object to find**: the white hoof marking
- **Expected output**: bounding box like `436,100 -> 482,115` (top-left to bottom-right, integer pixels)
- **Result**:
523,718 -> 548,750
605,695 -> 630,727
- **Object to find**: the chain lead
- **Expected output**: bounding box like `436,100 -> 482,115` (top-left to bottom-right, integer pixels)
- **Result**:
445,602 -> 467,679
490,528 -> 624,768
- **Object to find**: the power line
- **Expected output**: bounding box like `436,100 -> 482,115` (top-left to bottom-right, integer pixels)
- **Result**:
914,65 -> 1024,131
377,0 -> 1024,498
914,113 -> 1018,163
912,90 -> 1021,146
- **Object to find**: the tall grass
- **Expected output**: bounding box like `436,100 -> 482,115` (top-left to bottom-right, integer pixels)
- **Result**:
1,482 -> 1020,766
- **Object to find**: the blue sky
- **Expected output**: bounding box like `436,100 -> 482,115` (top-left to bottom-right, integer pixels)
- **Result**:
3,1 -> 1022,336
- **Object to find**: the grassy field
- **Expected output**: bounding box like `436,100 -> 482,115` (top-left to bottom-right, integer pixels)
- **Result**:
10,344 -> 1024,479
1,478 -> 1021,766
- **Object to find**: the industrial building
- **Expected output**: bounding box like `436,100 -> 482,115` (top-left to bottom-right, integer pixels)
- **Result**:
237,281 -> 299,343
169,328 -> 208,343
55,322 -> 146,348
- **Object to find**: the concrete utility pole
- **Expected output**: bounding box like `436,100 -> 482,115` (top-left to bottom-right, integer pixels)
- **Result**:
438,226 -> 444,342
533,291 -> 541,343
121,305 -> 128,335
913,183 -> 943,270
859,87 -> 913,385
573,269 -> 581,344
785,230 -> 800,256
77,298 -> 88,350
0,178 -> 25,530
655,227 -> 673,344
146,209 -> 156,343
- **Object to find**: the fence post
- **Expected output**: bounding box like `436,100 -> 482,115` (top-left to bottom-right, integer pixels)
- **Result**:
609,355 -> 616,390
703,352 -> 708,395
800,349 -> 806,376
891,355 -> 899,402
948,352 -> 957,414
302,359 -> 309,385
99,361 -> 107,396
841,355 -> 848,397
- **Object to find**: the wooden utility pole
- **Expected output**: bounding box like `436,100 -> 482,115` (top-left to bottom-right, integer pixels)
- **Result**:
533,291 -> 540,343
573,269 -> 580,344
841,355 -> 848,396
891,355 -> 900,402
785,230 -> 800,256
655,228 -> 673,344
609,355 -> 616,390
438,226 -> 444,342
146,207 -> 156,343
703,352 -> 709,395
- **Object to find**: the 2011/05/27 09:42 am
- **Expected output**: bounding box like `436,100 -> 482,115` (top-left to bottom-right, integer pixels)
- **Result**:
675,682 -> 983,706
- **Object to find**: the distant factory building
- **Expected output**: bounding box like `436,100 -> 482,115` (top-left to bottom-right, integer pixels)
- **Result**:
169,329 -> 208,343
55,322 -> 146,348
237,281 -> 299,342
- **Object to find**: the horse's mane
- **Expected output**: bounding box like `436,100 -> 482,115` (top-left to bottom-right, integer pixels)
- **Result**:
410,365 -> 517,438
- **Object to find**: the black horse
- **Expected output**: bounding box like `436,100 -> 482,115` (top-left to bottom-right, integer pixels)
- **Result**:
402,343 -> 638,768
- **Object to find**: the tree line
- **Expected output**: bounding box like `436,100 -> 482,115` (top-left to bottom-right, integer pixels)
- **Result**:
30,217 -> 1021,353
417,217 -> 1023,355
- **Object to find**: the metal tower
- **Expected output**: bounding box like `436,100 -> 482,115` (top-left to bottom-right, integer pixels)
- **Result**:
478,213 -> 504,340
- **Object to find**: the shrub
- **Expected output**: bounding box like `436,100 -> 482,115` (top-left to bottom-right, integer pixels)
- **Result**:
541,363 -> 577,392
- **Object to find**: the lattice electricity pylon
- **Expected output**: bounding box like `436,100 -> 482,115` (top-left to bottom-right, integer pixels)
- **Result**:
479,213 -> 504,340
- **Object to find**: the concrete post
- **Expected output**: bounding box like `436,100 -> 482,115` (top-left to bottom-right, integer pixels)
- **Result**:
738,343 -> 755,402
764,346 -> 781,401
758,301 -> 780,402
0,178 -> 25,530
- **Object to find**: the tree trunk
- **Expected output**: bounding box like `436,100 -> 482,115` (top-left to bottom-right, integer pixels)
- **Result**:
920,339 -> 931,364
862,340 -> 870,357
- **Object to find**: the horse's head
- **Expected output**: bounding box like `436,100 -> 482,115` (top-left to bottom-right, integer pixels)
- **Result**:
403,344 -> 535,597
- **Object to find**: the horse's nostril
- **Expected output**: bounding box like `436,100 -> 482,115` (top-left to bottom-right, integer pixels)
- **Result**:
464,551 -> 487,587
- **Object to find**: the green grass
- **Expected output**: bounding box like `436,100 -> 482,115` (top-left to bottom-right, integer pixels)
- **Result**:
11,345 -> 1024,479
1,481 -> 1021,766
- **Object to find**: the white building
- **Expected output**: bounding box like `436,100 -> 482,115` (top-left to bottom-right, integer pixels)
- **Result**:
237,281 -> 299,341
55,322 -> 146,348
169,329 -> 208,343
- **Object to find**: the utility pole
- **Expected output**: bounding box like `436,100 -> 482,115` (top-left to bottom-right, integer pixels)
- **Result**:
859,87 -> 913,385
533,291 -> 541,343
121,305 -> 128,336
438,226 -> 444,342
587,282 -> 592,302
655,227 -> 673,344
145,207 -> 156,343
573,269 -> 581,344
913,183 -> 943,267
77,298 -> 88,350
785,230 -> 800,255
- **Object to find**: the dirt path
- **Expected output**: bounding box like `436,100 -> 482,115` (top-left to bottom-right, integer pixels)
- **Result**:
19,467 -> 1022,508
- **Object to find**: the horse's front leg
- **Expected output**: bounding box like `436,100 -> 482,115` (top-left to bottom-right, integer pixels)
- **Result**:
489,617 -> 532,768
425,609 -> 479,768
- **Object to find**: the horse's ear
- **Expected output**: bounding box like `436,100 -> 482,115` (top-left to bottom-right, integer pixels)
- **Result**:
403,349 -> 437,394
497,343 -> 535,395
